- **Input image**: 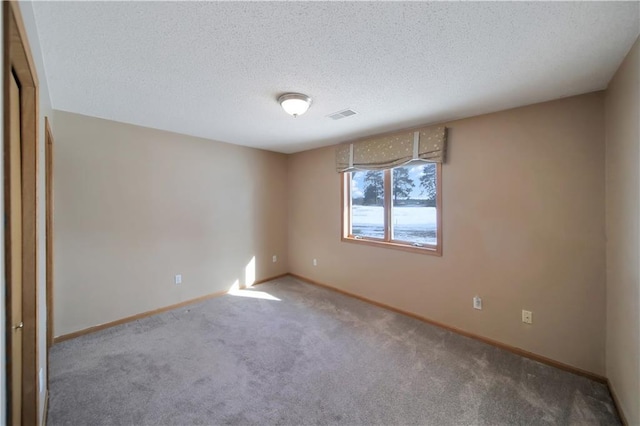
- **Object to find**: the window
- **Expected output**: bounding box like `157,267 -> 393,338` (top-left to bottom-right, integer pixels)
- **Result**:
342,163 -> 442,255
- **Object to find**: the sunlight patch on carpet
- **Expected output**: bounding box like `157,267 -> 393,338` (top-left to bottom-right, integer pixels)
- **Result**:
228,288 -> 281,301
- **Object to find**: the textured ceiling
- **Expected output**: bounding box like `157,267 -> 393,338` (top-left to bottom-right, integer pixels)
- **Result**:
33,1 -> 639,154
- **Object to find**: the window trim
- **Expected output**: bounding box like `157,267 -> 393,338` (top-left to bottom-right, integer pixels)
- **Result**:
341,164 -> 442,256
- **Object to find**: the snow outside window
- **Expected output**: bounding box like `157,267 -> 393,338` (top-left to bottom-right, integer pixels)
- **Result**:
343,163 -> 441,255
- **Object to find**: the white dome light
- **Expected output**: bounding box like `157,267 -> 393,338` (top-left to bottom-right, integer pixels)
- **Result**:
278,93 -> 312,118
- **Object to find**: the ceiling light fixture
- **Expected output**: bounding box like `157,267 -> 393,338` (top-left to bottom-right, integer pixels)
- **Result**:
278,93 -> 312,118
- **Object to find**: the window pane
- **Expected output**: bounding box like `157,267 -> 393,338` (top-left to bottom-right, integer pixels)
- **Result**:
350,170 -> 385,239
391,164 -> 437,245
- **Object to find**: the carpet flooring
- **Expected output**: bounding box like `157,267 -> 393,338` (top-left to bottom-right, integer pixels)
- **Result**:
48,276 -> 621,425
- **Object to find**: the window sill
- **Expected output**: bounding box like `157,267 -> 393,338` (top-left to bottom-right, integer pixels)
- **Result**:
341,236 -> 442,256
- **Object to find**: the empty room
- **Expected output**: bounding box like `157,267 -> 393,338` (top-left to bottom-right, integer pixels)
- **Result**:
1,1 -> 639,425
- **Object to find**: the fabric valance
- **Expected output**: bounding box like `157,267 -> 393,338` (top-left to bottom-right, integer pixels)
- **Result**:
335,125 -> 447,172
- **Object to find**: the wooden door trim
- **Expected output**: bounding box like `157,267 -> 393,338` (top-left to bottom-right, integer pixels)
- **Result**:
45,117 -> 53,351
4,1 -> 40,425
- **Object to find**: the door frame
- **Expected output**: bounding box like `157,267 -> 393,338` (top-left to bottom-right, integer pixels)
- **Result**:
45,117 -> 53,349
4,2 -> 40,425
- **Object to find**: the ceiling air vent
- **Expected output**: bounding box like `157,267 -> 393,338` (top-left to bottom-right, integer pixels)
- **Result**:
328,109 -> 357,120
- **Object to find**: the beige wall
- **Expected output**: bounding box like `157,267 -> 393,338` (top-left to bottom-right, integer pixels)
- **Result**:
605,37 -> 639,425
288,93 -> 607,375
52,111 -> 289,336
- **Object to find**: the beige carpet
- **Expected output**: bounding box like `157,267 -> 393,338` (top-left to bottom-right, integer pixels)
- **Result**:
48,276 -> 621,425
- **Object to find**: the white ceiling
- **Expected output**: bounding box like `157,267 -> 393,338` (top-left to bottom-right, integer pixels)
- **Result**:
33,1 -> 639,154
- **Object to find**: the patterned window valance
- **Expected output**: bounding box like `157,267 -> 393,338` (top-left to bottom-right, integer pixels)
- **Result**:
335,125 -> 447,172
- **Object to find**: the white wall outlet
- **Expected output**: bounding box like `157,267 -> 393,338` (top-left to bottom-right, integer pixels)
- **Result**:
175,274 -> 182,285
522,310 -> 533,324
313,258 -> 318,266
473,296 -> 482,310
272,255 -> 277,263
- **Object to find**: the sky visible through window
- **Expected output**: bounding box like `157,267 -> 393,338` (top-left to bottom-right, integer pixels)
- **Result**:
350,165 -> 429,200
350,164 -> 437,245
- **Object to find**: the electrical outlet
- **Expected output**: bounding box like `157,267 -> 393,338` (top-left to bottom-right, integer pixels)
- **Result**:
522,310 -> 533,324
175,274 -> 182,285
473,296 -> 482,310
313,258 -> 317,266
272,255 -> 277,263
